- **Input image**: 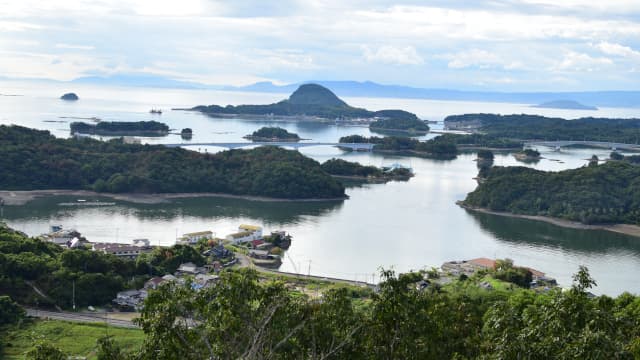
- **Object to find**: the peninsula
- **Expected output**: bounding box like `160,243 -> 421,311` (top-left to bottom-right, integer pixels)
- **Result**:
70,120 -> 170,137
0,125 -> 346,200
444,114 -> 640,143
461,160 -> 640,229
187,83 -> 428,134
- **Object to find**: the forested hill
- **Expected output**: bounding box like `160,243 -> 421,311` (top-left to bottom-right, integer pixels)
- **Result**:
0,125 -> 345,199
463,161 -> 640,225
190,83 -> 419,121
444,114 -> 640,143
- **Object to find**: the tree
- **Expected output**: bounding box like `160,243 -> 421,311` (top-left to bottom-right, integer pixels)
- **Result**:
0,295 -> 25,325
25,341 -> 66,360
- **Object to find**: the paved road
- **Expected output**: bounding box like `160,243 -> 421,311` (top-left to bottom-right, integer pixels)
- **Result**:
25,308 -> 138,329
236,253 -> 377,288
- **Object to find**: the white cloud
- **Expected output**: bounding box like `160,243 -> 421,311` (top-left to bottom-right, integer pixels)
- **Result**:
554,51 -> 613,72
443,49 -> 524,70
595,42 -> 640,59
362,45 -> 424,65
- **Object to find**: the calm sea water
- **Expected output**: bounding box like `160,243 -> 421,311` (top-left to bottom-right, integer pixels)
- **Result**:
1,80 -> 639,295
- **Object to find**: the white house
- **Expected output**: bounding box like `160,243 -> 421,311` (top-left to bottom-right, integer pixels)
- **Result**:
178,231 -> 213,245
238,224 -> 262,237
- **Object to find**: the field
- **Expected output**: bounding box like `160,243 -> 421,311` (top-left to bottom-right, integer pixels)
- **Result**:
2,319 -> 144,359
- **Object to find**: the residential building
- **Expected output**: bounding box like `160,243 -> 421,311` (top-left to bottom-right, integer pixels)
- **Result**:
178,231 -> 213,245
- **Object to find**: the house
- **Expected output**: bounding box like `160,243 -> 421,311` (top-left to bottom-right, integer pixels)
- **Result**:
226,231 -> 261,244
250,239 -> 265,249
178,231 -> 213,245
248,249 -> 271,260
144,277 -> 166,290
194,274 -> 219,288
176,262 -> 207,275
92,242 -> 152,259
238,224 -> 262,237
468,258 -> 497,270
113,289 -> 147,311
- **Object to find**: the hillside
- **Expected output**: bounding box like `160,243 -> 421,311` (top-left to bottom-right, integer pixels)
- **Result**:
463,161 -> 640,225
0,125 -> 345,199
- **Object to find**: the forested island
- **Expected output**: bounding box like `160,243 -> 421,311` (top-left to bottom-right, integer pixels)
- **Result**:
188,84 -> 423,129
339,134 -> 458,159
321,158 -> 413,182
369,114 -> 429,135
243,126 -> 301,141
444,114 -> 640,143
514,148 -> 541,162
0,125 -> 345,200
462,160 -> 640,226
70,121 -> 170,137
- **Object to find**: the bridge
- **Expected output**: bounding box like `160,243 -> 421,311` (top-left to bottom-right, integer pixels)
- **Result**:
524,140 -> 640,152
163,142 -> 375,151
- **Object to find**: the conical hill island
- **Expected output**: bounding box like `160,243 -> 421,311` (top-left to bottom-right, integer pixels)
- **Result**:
188,83 -> 429,134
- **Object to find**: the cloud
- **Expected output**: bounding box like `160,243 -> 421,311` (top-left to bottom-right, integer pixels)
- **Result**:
444,49 -> 524,70
362,45 -> 424,65
554,51 -> 613,72
595,42 -> 640,59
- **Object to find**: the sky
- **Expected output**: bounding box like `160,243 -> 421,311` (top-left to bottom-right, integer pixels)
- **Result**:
1,0 -> 640,91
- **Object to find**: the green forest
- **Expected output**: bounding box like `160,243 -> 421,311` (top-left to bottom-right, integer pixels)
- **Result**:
8,267 -> 639,359
245,126 -> 300,140
339,135 -> 457,158
464,161 -> 640,225
70,121 -> 169,136
444,114 -> 640,143
0,223 -> 205,310
369,116 -> 429,133
0,125 -> 345,199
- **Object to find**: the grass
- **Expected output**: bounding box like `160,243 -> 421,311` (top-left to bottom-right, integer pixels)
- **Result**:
2,319 -> 144,359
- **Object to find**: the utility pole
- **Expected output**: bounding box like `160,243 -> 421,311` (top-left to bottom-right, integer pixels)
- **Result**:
72,279 -> 76,311
0,198 -> 4,219
307,260 -> 311,277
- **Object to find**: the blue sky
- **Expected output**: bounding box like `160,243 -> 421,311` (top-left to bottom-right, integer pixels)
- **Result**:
1,0 -> 640,91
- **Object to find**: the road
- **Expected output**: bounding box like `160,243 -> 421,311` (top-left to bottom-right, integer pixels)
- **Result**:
236,253 -> 377,288
25,308 -> 139,329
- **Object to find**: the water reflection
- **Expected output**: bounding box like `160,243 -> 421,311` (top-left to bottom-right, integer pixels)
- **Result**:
467,210 -> 640,254
3,195 -> 344,225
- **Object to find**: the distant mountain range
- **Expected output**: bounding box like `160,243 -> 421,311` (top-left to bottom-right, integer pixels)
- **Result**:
227,81 -> 640,108
5,73 -> 638,108
532,100 -> 598,111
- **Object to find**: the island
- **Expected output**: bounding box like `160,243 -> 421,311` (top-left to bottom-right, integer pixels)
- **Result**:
460,160 -> 640,231
339,135 -> 457,159
532,100 -> 598,110
60,92 -> 79,101
444,114 -> 640,143
320,158 -> 413,182
181,128 -> 193,139
369,113 -> 429,135
514,148 -> 541,162
0,125 -> 346,200
70,120 -> 170,137
185,83 -> 427,133
243,127 -> 301,142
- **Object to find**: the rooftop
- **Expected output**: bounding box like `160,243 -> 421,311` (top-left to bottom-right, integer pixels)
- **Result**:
239,224 -> 262,231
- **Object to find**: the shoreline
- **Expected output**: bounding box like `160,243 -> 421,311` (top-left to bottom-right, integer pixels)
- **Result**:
457,202 -> 640,238
0,190 -> 348,206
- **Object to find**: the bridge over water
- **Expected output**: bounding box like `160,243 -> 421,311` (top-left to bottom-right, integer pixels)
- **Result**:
524,140 -> 640,151
163,142 -> 375,151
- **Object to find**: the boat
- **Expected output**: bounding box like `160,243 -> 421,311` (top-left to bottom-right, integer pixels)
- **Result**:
149,109 -> 162,114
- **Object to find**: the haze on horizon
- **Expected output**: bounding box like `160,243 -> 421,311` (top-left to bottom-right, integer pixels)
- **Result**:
1,0 -> 640,92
